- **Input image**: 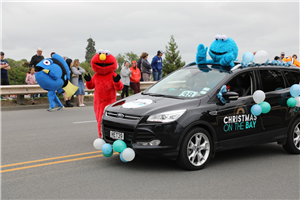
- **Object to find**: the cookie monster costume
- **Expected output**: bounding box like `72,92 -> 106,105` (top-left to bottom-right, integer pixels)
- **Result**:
35,54 -> 78,111
84,49 -> 123,138
196,35 -> 238,70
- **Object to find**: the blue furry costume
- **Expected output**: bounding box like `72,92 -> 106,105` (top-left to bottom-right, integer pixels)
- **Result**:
35,54 -> 78,110
196,35 -> 238,69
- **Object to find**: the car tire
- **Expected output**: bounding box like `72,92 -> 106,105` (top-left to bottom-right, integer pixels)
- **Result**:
283,118 -> 300,154
176,127 -> 212,170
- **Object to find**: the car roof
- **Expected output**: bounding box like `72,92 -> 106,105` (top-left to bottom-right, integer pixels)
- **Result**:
184,62 -> 300,74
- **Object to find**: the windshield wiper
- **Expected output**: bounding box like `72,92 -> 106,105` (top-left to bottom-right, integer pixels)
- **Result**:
145,93 -> 184,99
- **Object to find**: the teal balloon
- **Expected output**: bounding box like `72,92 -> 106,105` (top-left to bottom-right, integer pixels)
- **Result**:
287,97 -> 297,107
259,102 -> 271,114
251,104 -> 262,116
113,140 -> 127,153
103,150 -> 113,157
102,143 -> 112,154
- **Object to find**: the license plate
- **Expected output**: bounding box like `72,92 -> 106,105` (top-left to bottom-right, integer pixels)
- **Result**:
110,130 -> 124,140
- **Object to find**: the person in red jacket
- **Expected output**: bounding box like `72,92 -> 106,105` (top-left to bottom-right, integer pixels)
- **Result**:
84,49 -> 123,138
129,60 -> 141,94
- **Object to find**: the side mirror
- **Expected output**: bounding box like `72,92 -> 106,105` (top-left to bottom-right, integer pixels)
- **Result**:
223,91 -> 239,101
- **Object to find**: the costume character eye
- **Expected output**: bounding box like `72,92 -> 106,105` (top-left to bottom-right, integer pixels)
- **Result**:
43,60 -> 51,65
215,35 -> 221,40
96,49 -> 104,54
221,35 -> 228,41
104,50 -> 111,56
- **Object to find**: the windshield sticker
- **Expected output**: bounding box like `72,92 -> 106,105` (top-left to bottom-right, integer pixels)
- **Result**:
223,114 -> 257,132
179,91 -> 198,97
122,99 -> 153,108
200,91 -> 207,95
203,87 -> 210,91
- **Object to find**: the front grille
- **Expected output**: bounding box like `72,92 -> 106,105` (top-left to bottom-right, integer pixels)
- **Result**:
103,124 -> 134,145
106,111 -> 141,120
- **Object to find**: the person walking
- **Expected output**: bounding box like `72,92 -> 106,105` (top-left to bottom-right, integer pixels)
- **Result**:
63,58 -> 74,107
130,60 -> 141,94
0,52 -> 11,100
121,61 -> 131,98
25,67 -> 37,104
71,59 -> 86,107
151,50 -> 164,81
141,52 -> 152,81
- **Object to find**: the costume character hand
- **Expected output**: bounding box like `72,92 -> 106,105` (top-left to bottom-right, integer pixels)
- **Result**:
84,73 -> 91,82
220,53 -> 235,67
113,74 -> 121,83
196,44 -> 208,64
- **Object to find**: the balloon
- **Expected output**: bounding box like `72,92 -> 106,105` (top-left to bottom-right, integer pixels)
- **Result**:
93,138 -> 106,150
113,140 -> 127,153
253,90 -> 265,104
290,84 -> 300,97
253,50 -> 269,64
103,150 -> 113,157
295,96 -> 300,107
120,152 -> 128,162
287,97 -> 297,107
242,52 -> 254,63
251,104 -> 262,116
122,148 -> 135,162
259,101 -> 271,114
102,143 -> 113,154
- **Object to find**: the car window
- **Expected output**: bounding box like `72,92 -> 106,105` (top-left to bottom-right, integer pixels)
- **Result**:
283,71 -> 300,86
226,72 -> 253,97
145,67 -> 227,98
259,70 -> 285,92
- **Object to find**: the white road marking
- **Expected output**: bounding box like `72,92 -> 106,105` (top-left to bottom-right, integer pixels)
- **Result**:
73,120 -> 97,124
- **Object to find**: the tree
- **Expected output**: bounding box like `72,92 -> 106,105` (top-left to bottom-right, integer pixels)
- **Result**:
162,35 -> 186,77
124,52 -> 139,63
85,37 -> 96,63
6,58 -> 29,85
115,53 -> 125,74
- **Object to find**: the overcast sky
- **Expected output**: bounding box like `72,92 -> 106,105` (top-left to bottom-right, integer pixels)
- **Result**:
1,0 -> 299,65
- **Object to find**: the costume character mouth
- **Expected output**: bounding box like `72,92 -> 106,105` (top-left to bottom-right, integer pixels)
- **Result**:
210,50 -> 227,55
95,63 -> 114,67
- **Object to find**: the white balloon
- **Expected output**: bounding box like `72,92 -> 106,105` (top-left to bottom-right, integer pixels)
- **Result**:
295,96 -> 300,107
254,50 -> 269,64
93,138 -> 106,150
253,90 -> 265,104
122,148 -> 135,162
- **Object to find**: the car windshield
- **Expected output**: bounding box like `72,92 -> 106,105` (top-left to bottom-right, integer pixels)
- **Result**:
144,66 -> 227,98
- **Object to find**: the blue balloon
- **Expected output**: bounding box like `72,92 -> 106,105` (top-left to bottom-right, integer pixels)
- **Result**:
242,52 -> 254,64
251,104 -> 262,116
102,143 -> 113,154
120,152 -> 127,162
290,84 -> 300,97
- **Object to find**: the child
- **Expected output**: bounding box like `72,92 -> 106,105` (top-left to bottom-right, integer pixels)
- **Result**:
25,67 -> 37,104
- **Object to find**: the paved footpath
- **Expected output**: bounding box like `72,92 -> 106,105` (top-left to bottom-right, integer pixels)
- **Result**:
1,106 -> 300,199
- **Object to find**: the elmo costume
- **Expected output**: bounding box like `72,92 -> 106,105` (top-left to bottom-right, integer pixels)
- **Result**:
84,49 -> 123,138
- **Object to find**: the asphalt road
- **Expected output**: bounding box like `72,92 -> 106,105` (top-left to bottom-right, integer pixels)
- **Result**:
1,106 -> 300,199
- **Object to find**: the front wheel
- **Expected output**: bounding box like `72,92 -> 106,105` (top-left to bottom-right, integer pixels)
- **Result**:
283,118 -> 300,154
177,128 -> 212,170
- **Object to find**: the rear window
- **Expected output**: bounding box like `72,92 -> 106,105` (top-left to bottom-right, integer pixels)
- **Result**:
259,70 -> 285,92
283,70 -> 300,86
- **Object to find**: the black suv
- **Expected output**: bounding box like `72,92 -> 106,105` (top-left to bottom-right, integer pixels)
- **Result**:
102,62 -> 300,170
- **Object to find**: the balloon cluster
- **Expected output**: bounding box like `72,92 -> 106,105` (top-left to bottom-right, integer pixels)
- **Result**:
93,138 -> 135,162
251,90 -> 271,116
287,84 -> 300,107
241,50 -> 269,68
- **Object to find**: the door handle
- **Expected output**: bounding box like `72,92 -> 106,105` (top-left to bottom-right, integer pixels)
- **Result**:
209,111 -> 218,116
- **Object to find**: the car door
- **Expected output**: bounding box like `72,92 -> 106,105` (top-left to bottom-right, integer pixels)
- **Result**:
216,70 -> 261,146
256,69 -> 288,135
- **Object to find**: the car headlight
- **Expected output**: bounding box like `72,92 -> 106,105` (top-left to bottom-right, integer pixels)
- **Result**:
147,109 -> 186,123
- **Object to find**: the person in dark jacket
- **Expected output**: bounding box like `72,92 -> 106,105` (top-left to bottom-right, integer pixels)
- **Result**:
141,52 -> 152,81
30,47 -> 44,72
151,50 -> 164,81
1,52 -> 11,100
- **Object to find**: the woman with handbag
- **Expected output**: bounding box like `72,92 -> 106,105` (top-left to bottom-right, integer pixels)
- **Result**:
71,59 -> 86,107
